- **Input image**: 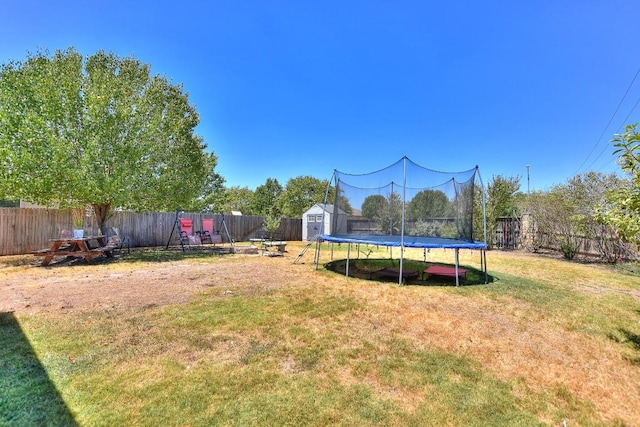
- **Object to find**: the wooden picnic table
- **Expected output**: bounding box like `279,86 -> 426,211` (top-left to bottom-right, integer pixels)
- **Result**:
263,240 -> 287,251
249,238 -> 287,253
260,240 -> 287,254
33,235 -> 114,266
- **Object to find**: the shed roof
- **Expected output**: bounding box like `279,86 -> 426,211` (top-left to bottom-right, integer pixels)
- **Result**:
304,203 -> 344,215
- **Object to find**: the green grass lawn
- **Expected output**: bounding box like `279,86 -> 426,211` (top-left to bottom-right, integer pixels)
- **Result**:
1,243 -> 639,426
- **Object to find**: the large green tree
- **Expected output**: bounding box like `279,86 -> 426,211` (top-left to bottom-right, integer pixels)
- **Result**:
334,187 -> 353,216
407,189 -> 454,220
0,48 -> 215,231
220,186 -> 254,215
598,123 -> 640,247
276,175 -> 330,218
183,169 -> 226,213
485,175 -> 521,249
361,194 -> 388,220
251,178 -> 283,216
361,194 -> 388,233
385,191 -> 403,235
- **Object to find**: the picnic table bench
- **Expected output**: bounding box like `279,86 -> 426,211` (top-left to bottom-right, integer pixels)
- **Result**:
32,235 -> 115,266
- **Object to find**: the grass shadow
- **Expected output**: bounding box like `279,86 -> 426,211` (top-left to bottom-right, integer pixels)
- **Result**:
122,245 -> 235,263
607,308 -> 640,365
324,258 -> 494,286
40,245 -> 235,266
0,312 -> 77,426
616,329 -> 640,365
0,245 -> 236,269
619,329 -> 640,350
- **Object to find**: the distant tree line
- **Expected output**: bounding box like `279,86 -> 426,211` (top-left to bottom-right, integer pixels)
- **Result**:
189,175 -> 331,218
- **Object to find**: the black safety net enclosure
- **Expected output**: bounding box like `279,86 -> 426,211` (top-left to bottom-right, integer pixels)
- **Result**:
316,157 -> 487,285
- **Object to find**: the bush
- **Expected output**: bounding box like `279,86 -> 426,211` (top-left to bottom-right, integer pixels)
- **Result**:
263,214 -> 281,240
559,240 -> 579,260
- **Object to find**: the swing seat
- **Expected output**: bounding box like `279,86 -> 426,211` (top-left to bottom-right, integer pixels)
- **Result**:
198,230 -> 212,244
201,218 -> 221,244
179,218 -> 194,245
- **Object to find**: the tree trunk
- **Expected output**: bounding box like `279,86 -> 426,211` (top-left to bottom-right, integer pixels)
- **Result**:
92,202 -> 113,235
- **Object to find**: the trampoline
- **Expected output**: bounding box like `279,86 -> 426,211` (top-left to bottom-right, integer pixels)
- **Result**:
321,234 -> 486,249
314,157 -> 488,286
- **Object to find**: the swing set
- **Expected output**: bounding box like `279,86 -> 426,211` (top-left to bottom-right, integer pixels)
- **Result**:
165,209 -> 233,252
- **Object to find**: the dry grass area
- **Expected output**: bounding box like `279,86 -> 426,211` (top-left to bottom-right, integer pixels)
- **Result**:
1,242 -> 639,425
328,247 -> 640,424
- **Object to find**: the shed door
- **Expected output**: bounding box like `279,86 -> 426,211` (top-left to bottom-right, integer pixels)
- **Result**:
307,214 -> 323,240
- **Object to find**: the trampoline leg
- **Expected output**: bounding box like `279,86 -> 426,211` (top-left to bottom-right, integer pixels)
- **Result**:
483,249 -> 488,284
346,244 -> 350,279
455,248 -> 460,287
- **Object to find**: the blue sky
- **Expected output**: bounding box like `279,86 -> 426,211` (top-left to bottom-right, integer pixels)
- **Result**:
2,1 -> 640,192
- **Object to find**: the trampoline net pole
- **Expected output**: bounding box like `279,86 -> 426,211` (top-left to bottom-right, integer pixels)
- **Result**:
399,156 -> 407,285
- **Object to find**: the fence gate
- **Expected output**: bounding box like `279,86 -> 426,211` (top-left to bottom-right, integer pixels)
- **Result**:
495,217 -> 521,249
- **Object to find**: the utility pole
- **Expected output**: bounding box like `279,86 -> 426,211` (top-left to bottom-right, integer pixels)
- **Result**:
526,164 -> 530,194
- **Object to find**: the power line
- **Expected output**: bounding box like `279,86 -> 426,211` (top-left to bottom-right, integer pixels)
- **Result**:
594,156 -> 618,174
584,95 -> 640,172
615,95 -> 640,132
574,66 -> 640,175
585,94 -> 640,172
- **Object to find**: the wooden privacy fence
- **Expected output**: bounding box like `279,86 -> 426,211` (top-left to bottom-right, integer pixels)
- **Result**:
0,208 -> 302,256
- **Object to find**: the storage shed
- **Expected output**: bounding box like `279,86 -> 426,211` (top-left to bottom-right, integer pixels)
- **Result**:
302,204 -> 346,241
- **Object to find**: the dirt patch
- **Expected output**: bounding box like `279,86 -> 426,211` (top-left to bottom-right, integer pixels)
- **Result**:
577,283 -> 640,301
0,251 -> 294,314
